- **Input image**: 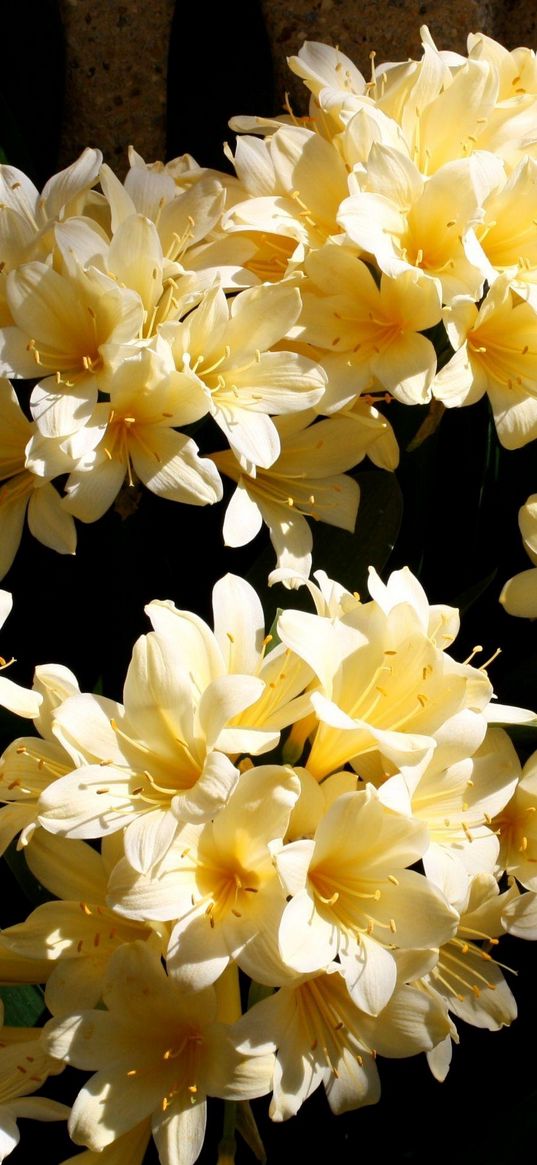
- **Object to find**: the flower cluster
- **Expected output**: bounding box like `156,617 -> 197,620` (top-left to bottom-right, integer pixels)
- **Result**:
0,146 -> 395,583
0,566 -> 534,1163
2,20 -> 537,1165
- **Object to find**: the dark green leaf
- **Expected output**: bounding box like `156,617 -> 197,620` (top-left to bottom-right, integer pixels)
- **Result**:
0,983 -> 44,1027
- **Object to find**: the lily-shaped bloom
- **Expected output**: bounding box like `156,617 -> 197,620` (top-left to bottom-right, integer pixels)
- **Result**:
276,783 -> 457,1014
107,764 -> 300,990
0,149 -> 103,324
0,254 -> 144,439
421,871 -> 518,1081
0,380 -> 76,579
163,282 -> 326,470
338,145 -> 490,305
494,748 -> 537,890
212,405 -> 393,580
465,157 -> 537,300
433,277 -> 537,448
0,591 -> 42,720
224,122 -> 350,256
500,493 -> 537,617
379,721 -> 521,902
147,573 -> 314,751
374,27 -> 537,173
277,564 -> 493,783
0,663 -> 79,853
101,154 -> 255,300
0,1018 -> 68,1162
38,577 -> 309,873
37,622 -> 265,874
294,243 -> 441,407
44,942 -> 273,1165
54,338 -> 223,522
0,829 -> 164,1017
233,952 -> 450,1120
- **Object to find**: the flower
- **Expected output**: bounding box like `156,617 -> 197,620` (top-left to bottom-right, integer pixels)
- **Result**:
0,380 -> 76,579
44,942 -> 273,1165
500,493 -> 537,617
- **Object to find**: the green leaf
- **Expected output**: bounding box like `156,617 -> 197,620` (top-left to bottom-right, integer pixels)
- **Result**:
247,979 -> 275,1009
0,983 -> 44,1027
265,609 -> 283,651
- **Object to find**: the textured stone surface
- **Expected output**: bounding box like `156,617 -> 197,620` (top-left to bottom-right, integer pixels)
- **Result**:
57,0 -> 537,175
58,0 -> 175,175
259,0 -> 513,115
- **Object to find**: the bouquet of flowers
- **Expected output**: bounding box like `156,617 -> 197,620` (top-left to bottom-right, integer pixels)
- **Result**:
1,23 -> 537,1165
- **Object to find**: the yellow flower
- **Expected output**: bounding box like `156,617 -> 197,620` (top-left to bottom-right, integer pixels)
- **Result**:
433,278 -> 537,447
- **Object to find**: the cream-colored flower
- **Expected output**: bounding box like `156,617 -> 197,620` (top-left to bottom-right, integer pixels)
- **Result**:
338,146 -> 490,304
224,122 -> 350,257
494,748 -> 537,889
294,243 -> 441,406
212,406 -> 391,580
163,282 -> 326,469
277,783 -> 457,1013
44,942 -> 273,1165
500,493 -> 537,617
0,829 -> 164,1017
421,871 -> 518,1080
0,1019 -> 68,1162
57,338 -> 222,522
380,723 -> 520,901
233,952 -> 450,1120
0,380 -> 76,579
0,257 -> 144,439
277,565 -> 493,783
0,150 -> 103,325
107,764 -> 300,990
0,663 -> 79,853
38,576 -> 309,872
433,278 -> 537,446
0,591 -> 42,720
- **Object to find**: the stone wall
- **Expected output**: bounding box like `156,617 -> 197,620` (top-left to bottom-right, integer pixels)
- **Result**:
57,0 -> 537,173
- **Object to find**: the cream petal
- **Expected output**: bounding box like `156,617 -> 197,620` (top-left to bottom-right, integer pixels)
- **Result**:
211,573 -> 264,675
166,913 -> 230,991
361,981 -> 451,1056
278,889 -> 338,972
53,693 -> 127,767
63,458 -> 127,523
0,676 -> 41,719
0,803 -> 35,855
0,490 -> 28,580
198,674 -> 264,750
325,1046 -> 380,1114
152,1094 -> 207,1165
38,765 -> 139,839
69,1065 -> 166,1149
222,484 -> 263,548
41,148 -> 102,219
130,427 -> 222,505
212,404 -> 280,470
25,830 -> 107,902
123,807 -> 178,875
339,933 -> 397,1015
172,752 -> 239,824
500,567 -> 537,617
225,283 -> 302,355
45,956 -> 110,1017
58,1119 -> 151,1165
27,484 -> 77,555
